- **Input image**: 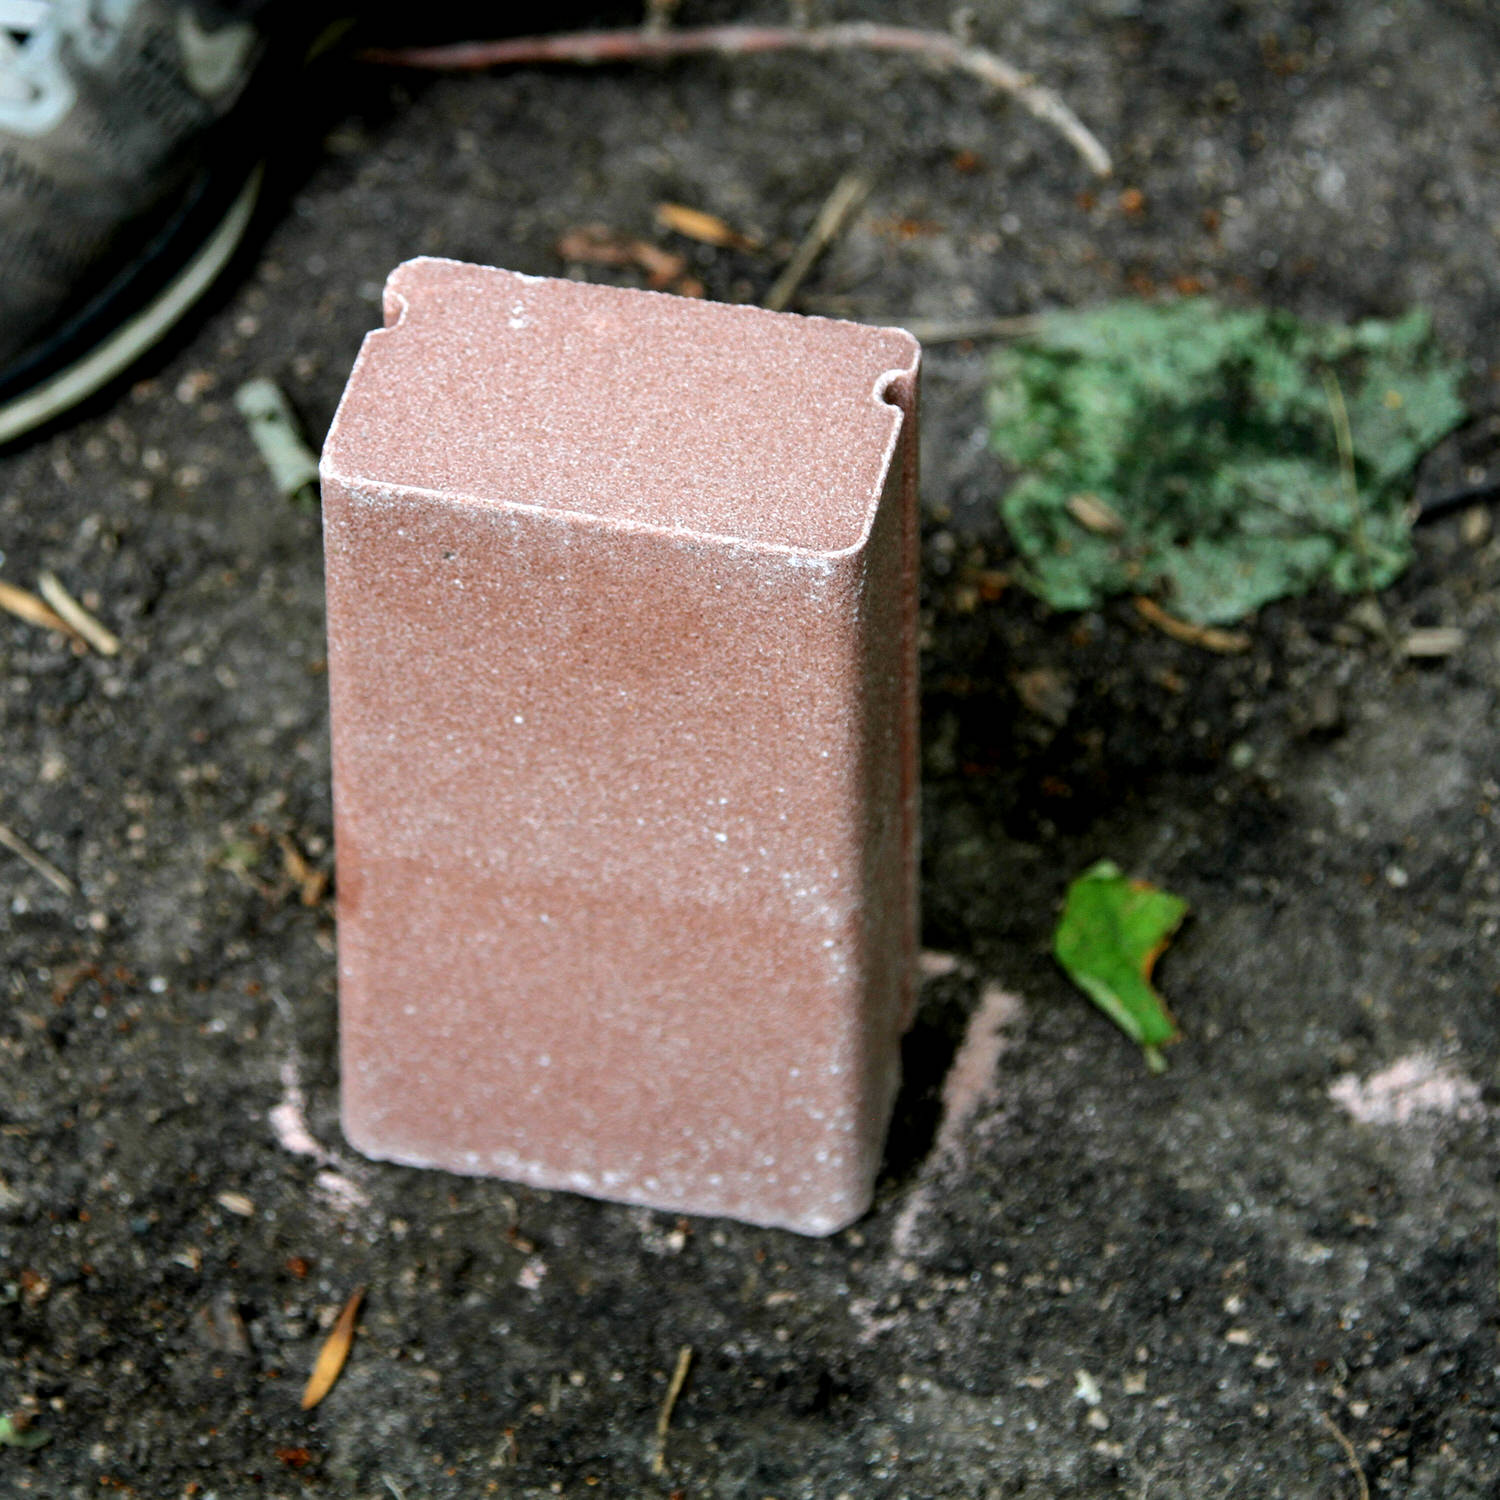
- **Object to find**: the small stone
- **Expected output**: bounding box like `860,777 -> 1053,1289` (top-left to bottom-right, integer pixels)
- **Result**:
1402,626 -> 1466,659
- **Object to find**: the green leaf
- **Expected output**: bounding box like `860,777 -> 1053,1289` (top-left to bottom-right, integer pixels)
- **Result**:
988,299 -> 1467,623
1054,860 -> 1189,1071
0,1415 -> 50,1450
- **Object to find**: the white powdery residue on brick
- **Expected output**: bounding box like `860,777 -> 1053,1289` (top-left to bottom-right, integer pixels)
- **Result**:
890,985 -> 1024,1259
1329,1052 -> 1485,1126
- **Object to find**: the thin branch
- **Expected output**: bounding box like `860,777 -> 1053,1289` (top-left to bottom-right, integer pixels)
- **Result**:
360,23 -> 1112,177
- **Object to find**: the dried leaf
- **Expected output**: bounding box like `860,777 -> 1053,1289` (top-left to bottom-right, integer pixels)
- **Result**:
301,1287 -> 364,1410
1054,860 -> 1188,1071
655,201 -> 761,250
556,225 -> 686,288
556,224 -> 636,266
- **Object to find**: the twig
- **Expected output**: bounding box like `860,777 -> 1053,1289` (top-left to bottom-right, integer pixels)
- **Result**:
360,24 -> 1113,178
765,171 -> 870,312
1133,597 -> 1251,654
650,1344 -> 693,1475
36,572 -> 120,656
1321,1412 -> 1369,1500
0,578 -> 83,645
887,313 -> 1043,344
0,823 -> 77,897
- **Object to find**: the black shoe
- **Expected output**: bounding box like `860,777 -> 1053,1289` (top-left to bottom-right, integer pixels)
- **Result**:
0,0 -> 274,443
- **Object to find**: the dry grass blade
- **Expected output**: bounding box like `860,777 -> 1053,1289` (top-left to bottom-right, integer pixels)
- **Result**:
0,823 -> 77,896
765,171 -> 871,312
301,1287 -> 365,1410
1321,1412 -> 1369,1500
0,578 -> 82,644
650,1344 -> 693,1474
1134,597 -> 1251,654
655,201 -> 761,251
36,572 -> 120,656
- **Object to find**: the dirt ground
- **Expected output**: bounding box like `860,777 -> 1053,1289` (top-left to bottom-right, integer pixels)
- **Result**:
2,1 -> 1498,1495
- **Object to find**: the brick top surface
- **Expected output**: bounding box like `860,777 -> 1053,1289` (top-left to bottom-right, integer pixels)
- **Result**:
321,258 -> 919,553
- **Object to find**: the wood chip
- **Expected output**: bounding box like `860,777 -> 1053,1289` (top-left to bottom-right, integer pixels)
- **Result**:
36,571 -> 120,656
0,578 -> 82,644
650,1344 -> 693,1475
1134,597 -> 1251,654
655,201 -> 761,251
1065,492 -> 1125,536
301,1286 -> 365,1410
1402,626 -> 1465,659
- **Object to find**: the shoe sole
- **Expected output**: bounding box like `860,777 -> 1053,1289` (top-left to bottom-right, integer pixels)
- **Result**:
0,165 -> 262,448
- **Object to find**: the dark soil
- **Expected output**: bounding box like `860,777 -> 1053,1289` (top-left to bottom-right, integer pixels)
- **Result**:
3,2 -> 1498,1495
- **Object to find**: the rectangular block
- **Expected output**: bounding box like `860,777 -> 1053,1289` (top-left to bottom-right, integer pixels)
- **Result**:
320,258 -> 920,1234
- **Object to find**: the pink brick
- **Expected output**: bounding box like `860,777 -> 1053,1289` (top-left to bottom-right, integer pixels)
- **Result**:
320,258 -> 920,1234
